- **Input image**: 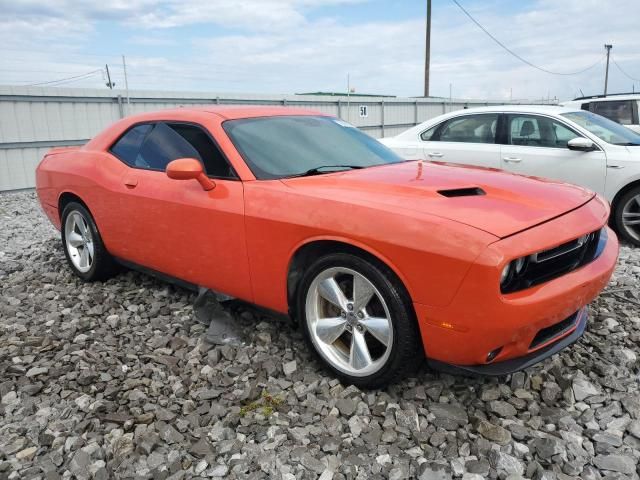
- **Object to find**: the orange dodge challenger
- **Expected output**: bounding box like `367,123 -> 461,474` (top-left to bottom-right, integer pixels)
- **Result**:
36,106 -> 618,388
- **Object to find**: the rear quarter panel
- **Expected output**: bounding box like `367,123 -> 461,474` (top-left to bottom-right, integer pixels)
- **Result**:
36,148 -> 128,245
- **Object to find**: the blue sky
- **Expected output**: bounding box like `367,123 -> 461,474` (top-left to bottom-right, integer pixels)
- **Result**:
1,0 -> 639,100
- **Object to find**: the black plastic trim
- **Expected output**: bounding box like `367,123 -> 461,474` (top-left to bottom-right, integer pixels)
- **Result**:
501,228 -> 606,294
529,312 -> 578,349
437,187 -> 486,198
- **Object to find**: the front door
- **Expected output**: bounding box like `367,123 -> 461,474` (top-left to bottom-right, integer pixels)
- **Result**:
499,113 -> 607,196
107,121 -> 252,301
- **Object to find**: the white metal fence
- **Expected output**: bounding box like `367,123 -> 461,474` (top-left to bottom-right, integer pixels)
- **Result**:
0,85 -> 516,191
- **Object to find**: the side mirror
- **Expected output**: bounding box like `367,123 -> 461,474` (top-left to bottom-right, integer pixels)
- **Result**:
166,158 -> 215,191
567,137 -> 596,152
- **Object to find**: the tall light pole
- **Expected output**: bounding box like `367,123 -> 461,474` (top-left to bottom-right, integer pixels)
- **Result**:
424,0 -> 431,97
604,44 -> 612,96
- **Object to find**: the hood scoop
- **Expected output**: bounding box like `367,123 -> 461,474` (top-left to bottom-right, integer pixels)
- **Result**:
437,187 -> 486,198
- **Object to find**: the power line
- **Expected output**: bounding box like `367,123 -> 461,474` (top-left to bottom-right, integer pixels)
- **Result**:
613,58 -> 640,82
24,69 -> 103,87
451,0 -> 604,76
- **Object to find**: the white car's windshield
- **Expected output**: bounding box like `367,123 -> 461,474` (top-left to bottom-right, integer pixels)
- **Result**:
562,111 -> 640,146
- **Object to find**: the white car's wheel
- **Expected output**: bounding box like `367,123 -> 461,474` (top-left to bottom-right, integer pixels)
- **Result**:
614,187 -> 640,246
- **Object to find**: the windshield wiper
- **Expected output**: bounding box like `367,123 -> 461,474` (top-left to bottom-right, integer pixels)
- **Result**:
285,165 -> 364,178
614,142 -> 640,146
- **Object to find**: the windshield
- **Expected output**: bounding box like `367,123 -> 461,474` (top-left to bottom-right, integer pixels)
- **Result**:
222,115 -> 403,179
562,111 -> 640,145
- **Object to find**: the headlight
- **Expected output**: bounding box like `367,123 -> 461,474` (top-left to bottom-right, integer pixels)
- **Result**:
514,257 -> 526,274
500,228 -> 604,294
500,256 -> 529,292
500,263 -> 512,284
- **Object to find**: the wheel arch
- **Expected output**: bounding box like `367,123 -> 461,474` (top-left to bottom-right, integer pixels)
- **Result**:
611,178 -> 640,215
58,191 -> 91,219
286,238 -> 415,321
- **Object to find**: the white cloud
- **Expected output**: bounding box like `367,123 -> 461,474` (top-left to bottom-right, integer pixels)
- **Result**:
1,0 -> 639,99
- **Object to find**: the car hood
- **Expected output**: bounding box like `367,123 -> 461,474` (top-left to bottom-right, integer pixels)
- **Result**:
281,161 -> 595,238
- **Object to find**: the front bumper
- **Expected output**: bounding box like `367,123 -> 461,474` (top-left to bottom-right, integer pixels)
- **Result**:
413,196 -> 618,371
427,306 -> 588,376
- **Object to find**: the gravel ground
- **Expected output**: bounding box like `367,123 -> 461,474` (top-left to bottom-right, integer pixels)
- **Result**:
1,190 -> 639,480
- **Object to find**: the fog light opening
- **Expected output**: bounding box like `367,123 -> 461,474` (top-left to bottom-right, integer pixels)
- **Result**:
486,347 -> 503,363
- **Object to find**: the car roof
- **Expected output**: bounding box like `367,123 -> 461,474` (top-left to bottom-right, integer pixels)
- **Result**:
571,93 -> 640,102
441,104 -> 579,115
563,94 -> 640,104
126,105 -> 328,121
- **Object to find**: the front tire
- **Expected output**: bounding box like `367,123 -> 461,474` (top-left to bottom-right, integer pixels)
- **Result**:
61,202 -> 117,281
613,186 -> 640,246
297,253 -> 422,388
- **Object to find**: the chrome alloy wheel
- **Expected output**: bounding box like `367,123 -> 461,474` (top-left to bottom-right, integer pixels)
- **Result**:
64,211 -> 94,273
622,194 -> 640,243
305,267 -> 393,377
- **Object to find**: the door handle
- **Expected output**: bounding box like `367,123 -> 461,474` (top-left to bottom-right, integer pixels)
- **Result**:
123,177 -> 138,188
503,156 -> 522,163
427,152 -> 444,158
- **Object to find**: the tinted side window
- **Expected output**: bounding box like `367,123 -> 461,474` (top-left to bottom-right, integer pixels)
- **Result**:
166,124 -> 234,178
590,100 -> 633,125
135,123 -> 201,171
437,114 -> 498,144
110,124 -> 153,165
508,115 -> 581,148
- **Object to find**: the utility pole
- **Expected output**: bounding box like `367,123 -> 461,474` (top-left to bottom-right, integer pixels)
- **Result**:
424,0 -> 431,97
105,64 -> 115,89
122,55 -> 130,111
604,44 -> 612,96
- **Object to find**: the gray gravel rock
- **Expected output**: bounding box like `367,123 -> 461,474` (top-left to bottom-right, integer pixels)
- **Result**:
477,419 -> 512,444
593,454 -> 637,475
429,403 -> 469,430
1,190 -> 640,479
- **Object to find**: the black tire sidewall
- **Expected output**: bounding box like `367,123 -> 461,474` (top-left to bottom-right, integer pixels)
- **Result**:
61,202 -> 113,281
614,187 -> 640,246
296,253 -> 421,389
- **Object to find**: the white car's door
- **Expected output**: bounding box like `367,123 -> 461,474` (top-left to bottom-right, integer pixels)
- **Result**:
421,113 -> 502,168
499,113 -> 607,195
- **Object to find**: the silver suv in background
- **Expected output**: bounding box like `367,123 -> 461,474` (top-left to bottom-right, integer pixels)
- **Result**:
562,94 -> 640,134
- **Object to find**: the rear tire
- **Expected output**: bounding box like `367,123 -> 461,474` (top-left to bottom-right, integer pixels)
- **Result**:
613,186 -> 640,246
296,252 -> 422,389
61,202 -> 117,281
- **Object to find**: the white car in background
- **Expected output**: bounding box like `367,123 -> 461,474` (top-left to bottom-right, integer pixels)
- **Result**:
379,105 -> 640,246
562,94 -> 640,134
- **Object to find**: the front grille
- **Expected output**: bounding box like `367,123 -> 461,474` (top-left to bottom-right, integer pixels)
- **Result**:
502,228 -> 606,293
529,312 -> 578,349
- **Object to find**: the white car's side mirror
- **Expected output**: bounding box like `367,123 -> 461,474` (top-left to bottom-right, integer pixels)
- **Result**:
567,137 -> 597,152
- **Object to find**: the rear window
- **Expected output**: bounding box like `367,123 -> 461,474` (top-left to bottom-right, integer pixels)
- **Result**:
589,100 -> 634,125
